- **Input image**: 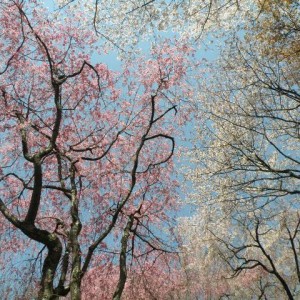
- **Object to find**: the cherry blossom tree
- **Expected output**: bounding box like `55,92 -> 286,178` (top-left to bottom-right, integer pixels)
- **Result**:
82,254 -> 194,300
0,1 -> 194,299
54,0 -> 298,54
53,0 -> 253,53
182,0 -> 300,299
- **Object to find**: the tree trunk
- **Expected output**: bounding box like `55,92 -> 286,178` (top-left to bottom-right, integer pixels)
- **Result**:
113,216 -> 134,300
38,244 -> 63,300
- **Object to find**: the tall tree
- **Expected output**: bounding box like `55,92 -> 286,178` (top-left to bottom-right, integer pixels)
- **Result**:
0,1 -> 194,299
182,0 -> 300,299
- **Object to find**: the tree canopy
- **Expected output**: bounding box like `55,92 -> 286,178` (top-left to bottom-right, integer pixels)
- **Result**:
182,0 -> 300,299
0,0 -> 299,299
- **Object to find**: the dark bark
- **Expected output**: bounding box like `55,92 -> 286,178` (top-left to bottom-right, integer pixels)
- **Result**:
69,165 -> 82,300
113,216 -> 134,300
